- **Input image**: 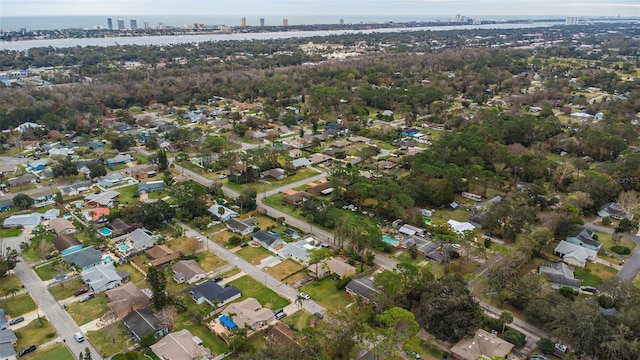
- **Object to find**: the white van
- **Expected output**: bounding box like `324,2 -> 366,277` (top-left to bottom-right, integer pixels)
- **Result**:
73,332 -> 85,342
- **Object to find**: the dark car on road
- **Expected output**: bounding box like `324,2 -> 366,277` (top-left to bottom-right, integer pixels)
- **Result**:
18,345 -> 36,356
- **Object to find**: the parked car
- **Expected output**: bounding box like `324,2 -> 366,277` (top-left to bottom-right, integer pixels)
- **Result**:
18,345 -> 36,356
313,312 -> 324,320
79,293 -> 94,303
581,286 -> 597,294
9,316 -> 24,325
73,332 -> 85,342
213,276 -> 223,282
298,292 -> 310,300
275,311 -> 287,320
405,350 -> 421,360
273,308 -> 284,315
240,242 -> 249,248
74,288 -> 89,296
531,355 -> 548,360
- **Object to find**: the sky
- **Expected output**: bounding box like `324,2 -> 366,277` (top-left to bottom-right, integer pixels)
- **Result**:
1,0 -> 639,18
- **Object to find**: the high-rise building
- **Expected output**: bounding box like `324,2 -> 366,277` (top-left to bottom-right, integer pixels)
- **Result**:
339,18 -> 344,25
130,19 -> 138,29
144,22 -> 150,29
117,19 -> 125,30
565,17 -> 579,25
282,18 -> 288,26
107,18 -> 113,30
241,17 -> 247,27
260,18 -> 265,26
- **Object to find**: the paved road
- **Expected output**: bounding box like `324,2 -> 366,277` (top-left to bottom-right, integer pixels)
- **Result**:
584,221 -> 640,281
4,230 -> 102,360
178,221 -> 326,315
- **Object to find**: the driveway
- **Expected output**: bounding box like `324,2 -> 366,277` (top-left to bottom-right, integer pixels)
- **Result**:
584,221 -> 640,281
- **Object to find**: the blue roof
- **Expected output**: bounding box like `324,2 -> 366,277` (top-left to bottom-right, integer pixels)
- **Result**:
219,315 -> 237,329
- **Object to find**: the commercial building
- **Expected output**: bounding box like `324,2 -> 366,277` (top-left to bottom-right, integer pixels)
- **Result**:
241,17 -> 247,27
130,19 -> 138,29
117,19 -> 125,30
282,19 -> 288,26
106,18 -> 113,30
260,18 -> 265,26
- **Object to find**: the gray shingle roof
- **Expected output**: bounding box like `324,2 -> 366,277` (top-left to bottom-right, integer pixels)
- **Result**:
346,277 -> 379,301
123,307 -> 162,340
190,280 -> 241,304
63,247 -> 103,268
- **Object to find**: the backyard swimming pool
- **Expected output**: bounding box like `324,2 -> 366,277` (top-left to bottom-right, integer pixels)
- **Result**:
98,228 -> 112,236
118,243 -> 130,252
102,255 -> 114,263
382,235 -> 399,247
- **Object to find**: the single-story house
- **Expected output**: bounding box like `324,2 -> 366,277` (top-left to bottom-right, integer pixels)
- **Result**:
77,161 -> 100,175
110,218 -> 137,236
0,201 -> 11,212
0,165 -> 17,175
2,213 -> 42,228
60,181 -> 92,196
450,329 -> 514,360
42,208 -> 60,221
49,217 -> 76,235
565,228 -> 602,251
400,235 -> 441,256
253,230 -> 285,253
289,149 -> 302,158
345,277 -> 379,302
308,257 -> 356,279
52,234 -> 82,255
172,260 -> 206,284
106,154 -> 135,166
598,202 -> 633,221
132,165 -> 158,179
308,153 -> 332,165
150,329 -> 211,360
83,207 -> 110,223
0,329 -> 17,360
145,245 -> 182,267
226,216 -> 258,236
278,236 -> 321,264
81,263 -> 122,293
87,140 -> 105,151
447,219 -> 477,234
220,297 -> 274,330
282,192 -> 311,207
97,174 -> 124,188
63,247 -> 103,271
307,182 -> 334,197
7,173 -> 36,187
291,157 -> 312,168
190,280 -> 241,307
207,204 -> 238,222
397,224 -> 426,237
123,307 -> 166,342
538,262 -> 581,291
31,190 -> 55,206
85,190 -> 120,207
554,240 -> 598,268
128,228 -> 161,252
0,310 -> 7,330
260,168 -> 286,180
283,228 -> 299,239
138,180 -> 164,194
106,282 -> 149,319
26,159 -> 49,172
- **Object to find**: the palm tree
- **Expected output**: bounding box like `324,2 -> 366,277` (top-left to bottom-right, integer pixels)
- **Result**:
295,296 -> 304,309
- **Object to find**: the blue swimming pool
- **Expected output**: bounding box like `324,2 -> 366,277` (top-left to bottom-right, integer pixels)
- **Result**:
103,255 -> 114,263
382,236 -> 399,247
99,228 -> 112,236
118,243 -> 130,252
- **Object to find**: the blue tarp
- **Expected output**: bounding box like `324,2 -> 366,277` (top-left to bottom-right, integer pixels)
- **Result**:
219,315 -> 237,330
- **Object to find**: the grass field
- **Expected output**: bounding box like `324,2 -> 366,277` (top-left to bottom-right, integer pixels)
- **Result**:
235,246 -> 272,265
116,184 -> 140,205
49,277 -> 85,300
180,323 -> 229,356
0,274 -> 23,294
210,230 -> 237,248
15,318 -> 56,349
34,260 -> 69,281
167,236 -> 203,255
88,321 -> 132,357
228,275 -> 290,310
3,293 -> 37,317
0,228 -> 23,237
225,168 -> 321,194
634,273 -> 640,289
264,259 -> 305,281
300,277 -> 352,312
594,231 -> 637,254
196,251 -> 227,272
574,262 -> 618,287
67,293 -> 109,325
20,344 -> 73,360
116,264 -> 147,289
281,310 -> 314,331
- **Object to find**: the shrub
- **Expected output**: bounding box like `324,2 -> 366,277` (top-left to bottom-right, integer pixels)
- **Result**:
537,338 -> 555,355
46,332 -> 55,338
484,238 -> 492,248
598,294 -> 616,309
502,327 -> 526,346
611,246 -> 631,255
602,216 -> 612,226
228,235 -> 243,246
559,286 -> 576,300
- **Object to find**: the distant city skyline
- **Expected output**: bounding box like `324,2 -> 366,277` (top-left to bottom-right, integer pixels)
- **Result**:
2,0 -> 638,18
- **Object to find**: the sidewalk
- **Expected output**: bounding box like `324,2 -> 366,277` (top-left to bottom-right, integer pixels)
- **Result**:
79,317 -> 105,332
8,309 -> 46,331
217,271 -> 246,285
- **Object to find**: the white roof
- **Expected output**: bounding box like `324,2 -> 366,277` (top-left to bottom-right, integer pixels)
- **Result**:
3,213 -> 43,227
447,219 -> 476,234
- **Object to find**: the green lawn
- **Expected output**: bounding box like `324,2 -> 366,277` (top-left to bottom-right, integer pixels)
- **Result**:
196,251 -> 227,272
116,184 -> 140,205
594,231 -> 637,254
0,228 -> 23,237
181,323 -> 228,356
67,293 -> 109,325
0,274 -> 23,292
87,321 -> 132,357
21,241 -> 56,263
228,275 -> 290,310
15,318 -> 57,349
34,260 -> 69,281
226,169 -> 321,194
574,262 -> 618,287
49,277 -> 85,300
300,277 -> 352,312
3,293 -> 37,317
20,343 -> 73,360
133,153 -> 148,164
235,246 -> 272,265
115,264 -> 147,289
634,273 -> 640,289
281,310 -> 314,331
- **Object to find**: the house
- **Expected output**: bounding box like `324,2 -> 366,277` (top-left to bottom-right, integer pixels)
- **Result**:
283,228 -> 299,239
0,165 -> 17,175
282,192 -> 311,207
307,182 -> 334,196
565,228 -> 602,251
598,202 -> 633,220
308,153 -> 332,165
381,110 -> 394,118
554,240 -> 598,268
132,165 -> 158,179
42,208 -> 60,221
332,140 -> 352,148
31,190 -> 55,206
106,282 -> 149,318
86,140 -> 105,151
450,329 -> 514,360
83,207 -> 110,223
138,181 -> 165,194
145,245 -> 182,267
52,234 -> 82,255
0,310 -> 6,330
260,168 -> 287,181
2,213 -> 42,228
110,218 -> 137,236
0,329 -> 17,360
346,278 -> 379,302
7,173 -> 36,187
97,174 -> 125,188
448,219 -> 477,234
81,263 -> 123,293
106,154 -> 135,166
374,160 -> 396,170
308,257 -> 356,279
60,181 -> 92,196
172,260 -> 206,284
278,236 -> 321,264
85,190 -> 120,207
150,329 -> 212,360
26,159 -> 49,172
538,262 -> 581,291
207,204 -> 238,222
123,307 -> 166,342
289,149 -> 302,158
400,235 -> 442,257
226,217 -> 258,236
190,280 -> 241,306
128,228 -> 161,252
291,157 -> 312,168
220,298 -> 274,330
253,230 -> 285,253
0,201 -> 11,212
63,247 -> 103,271
397,224 -> 426,237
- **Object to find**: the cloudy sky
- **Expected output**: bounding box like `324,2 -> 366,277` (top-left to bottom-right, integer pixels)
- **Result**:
1,0 -> 638,18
